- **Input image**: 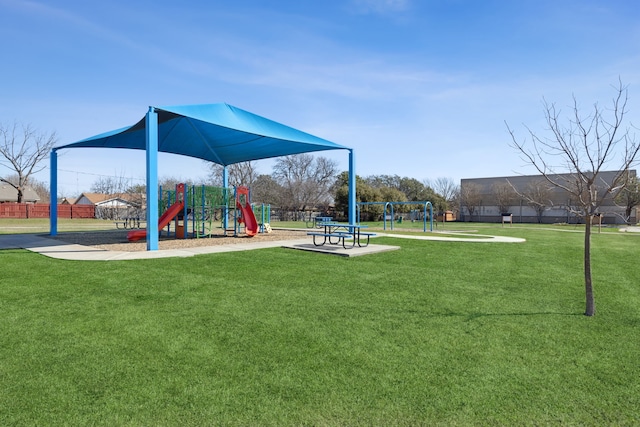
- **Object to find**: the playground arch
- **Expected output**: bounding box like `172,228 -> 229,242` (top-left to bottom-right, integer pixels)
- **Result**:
50,103 -> 356,250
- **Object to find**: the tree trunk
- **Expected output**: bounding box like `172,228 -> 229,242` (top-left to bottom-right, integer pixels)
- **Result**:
17,186 -> 23,203
584,215 -> 595,316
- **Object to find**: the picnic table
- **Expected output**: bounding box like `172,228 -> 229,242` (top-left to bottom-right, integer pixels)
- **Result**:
115,217 -> 145,230
307,216 -> 334,229
307,222 -> 376,249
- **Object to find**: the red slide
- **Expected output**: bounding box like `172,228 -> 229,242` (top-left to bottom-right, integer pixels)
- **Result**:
236,200 -> 258,237
127,201 -> 185,242
236,186 -> 258,237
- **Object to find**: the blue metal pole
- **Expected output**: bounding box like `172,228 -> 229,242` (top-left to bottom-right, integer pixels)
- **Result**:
383,202 -> 389,230
348,149 -> 356,225
183,184 -> 188,239
49,149 -> 58,236
233,185 -> 238,236
423,202 -> 427,232
146,107 -> 159,251
201,184 -> 205,236
223,167 -> 229,232
391,204 -> 395,230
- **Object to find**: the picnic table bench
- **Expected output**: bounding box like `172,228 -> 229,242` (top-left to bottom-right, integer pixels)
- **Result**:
307,216 -> 334,229
115,217 -> 145,230
307,222 -> 376,249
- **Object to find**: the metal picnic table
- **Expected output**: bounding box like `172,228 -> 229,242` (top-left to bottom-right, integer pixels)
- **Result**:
307,221 -> 375,249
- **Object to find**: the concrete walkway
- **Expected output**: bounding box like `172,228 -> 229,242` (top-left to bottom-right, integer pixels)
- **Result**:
376,232 -> 526,243
0,233 -> 311,261
0,230 -> 524,261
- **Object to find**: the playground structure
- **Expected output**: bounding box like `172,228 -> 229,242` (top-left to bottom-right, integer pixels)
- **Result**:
357,201 -> 434,232
127,183 -> 269,242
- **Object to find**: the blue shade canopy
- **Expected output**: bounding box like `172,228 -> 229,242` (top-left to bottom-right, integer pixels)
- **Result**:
55,103 -> 349,165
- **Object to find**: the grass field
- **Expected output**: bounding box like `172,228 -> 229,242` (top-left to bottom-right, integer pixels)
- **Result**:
1,220 -> 639,425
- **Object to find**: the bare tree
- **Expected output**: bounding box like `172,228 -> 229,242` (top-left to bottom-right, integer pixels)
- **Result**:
251,174 -> 283,205
507,179 -> 554,223
273,154 -> 338,215
507,80 -> 640,316
426,177 -> 460,217
614,170 -> 640,223
459,182 -> 482,221
492,181 -> 516,214
90,175 -> 131,195
207,161 -> 259,187
427,177 -> 459,204
158,176 -> 194,191
0,122 -> 57,202
27,178 -> 51,203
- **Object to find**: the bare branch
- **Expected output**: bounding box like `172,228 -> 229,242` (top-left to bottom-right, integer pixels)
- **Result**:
0,121 -> 57,202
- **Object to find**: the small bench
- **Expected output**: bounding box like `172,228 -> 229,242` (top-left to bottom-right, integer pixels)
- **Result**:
356,232 -> 377,247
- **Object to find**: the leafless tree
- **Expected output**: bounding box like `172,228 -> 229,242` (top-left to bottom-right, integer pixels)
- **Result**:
507,179 -> 554,223
90,175 -> 131,195
158,176 -> 194,191
427,177 -> 459,204
273,154 -> 338,215
614,170 -> 640,223
492,181 -> 516,214
459,182 -> 482,221
427,177 -> 460,216
251,174 -> 283,205
0,122 -> 57,202
207,161 -> 259,187
506,80 -> 640,316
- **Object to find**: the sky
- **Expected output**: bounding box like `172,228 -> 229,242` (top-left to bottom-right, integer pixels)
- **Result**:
1,0 -> 640,197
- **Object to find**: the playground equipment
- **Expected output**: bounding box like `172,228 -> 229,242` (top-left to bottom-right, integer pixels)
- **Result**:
235,186 -> 258,237
189,185 -> 231,238
357,201 -> 433,232
127,183 -> 186,242
127,183 -> 266,242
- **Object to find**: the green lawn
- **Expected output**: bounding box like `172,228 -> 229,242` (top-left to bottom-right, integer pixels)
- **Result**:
0,218 -> 117,234
1,223 -> 639,425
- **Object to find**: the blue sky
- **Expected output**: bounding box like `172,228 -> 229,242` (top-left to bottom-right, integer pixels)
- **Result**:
1,0 -> 639,196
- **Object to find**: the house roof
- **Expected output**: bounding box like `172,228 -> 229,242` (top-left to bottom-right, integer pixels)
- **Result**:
75,193 -> 109,204
60,197 -> 77,204
75,193 -> 141,206
54,103 -> 349,165
0,184 -> 41,202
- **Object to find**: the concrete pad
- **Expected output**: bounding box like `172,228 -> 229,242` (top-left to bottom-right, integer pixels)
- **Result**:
282,242 -> 400,257
619,226 -> 640,233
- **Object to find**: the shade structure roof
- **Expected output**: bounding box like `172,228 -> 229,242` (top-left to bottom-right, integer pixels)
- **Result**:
55,103 -> 349,165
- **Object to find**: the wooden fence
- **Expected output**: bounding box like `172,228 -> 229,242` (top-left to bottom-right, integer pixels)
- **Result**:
0,204 -> 95,219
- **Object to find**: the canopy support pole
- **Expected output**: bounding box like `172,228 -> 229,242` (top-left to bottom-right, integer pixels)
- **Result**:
49,149 -> 58,236
146,107 -> 159,251
348,149 -> 356,225
223,166 -> 229,231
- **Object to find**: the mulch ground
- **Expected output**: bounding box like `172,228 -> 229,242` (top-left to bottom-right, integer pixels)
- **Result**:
47,228 -> 308,252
